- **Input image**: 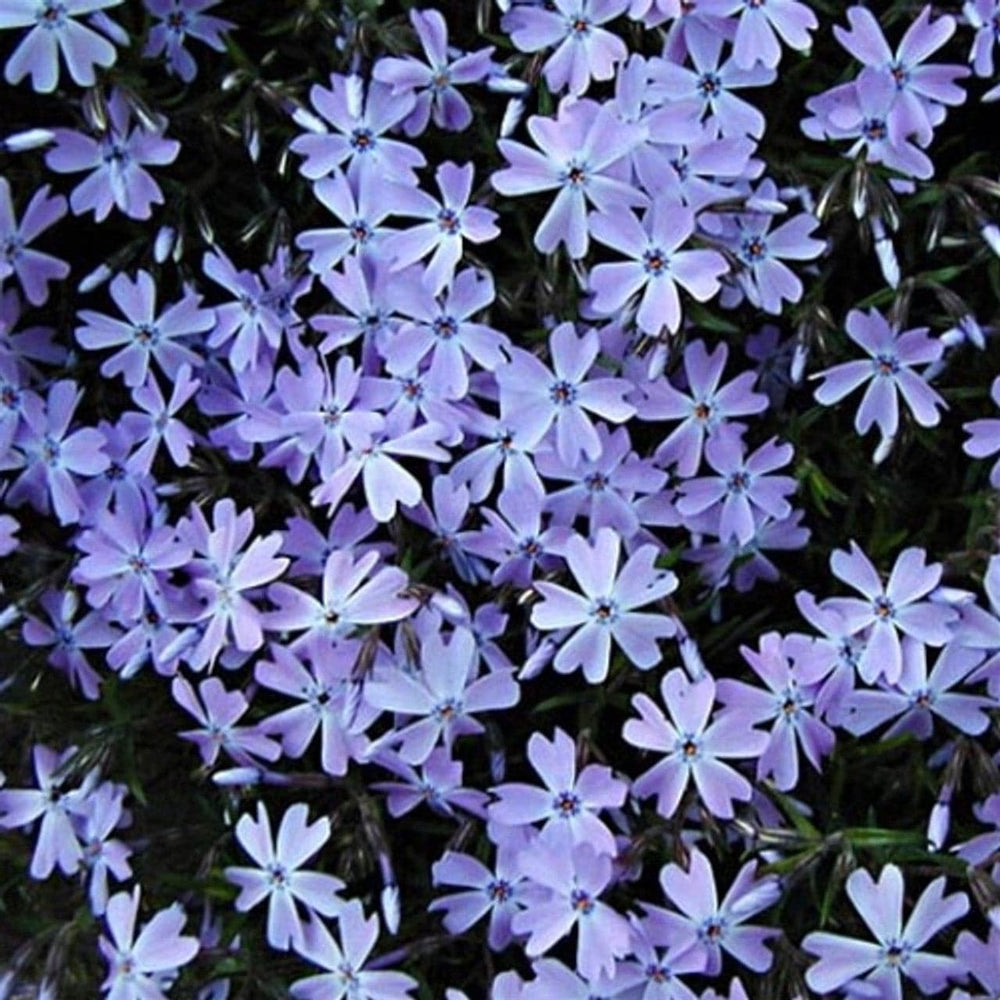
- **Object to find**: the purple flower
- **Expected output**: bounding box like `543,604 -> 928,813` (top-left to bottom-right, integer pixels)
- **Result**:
372,747 -> 488,819
510,835 -> 631,983
488,727 -> 627,856
0,743 -> 93,879
839,638 -> 995,739
676,433 -> 796,546
824,541 -> 957,684
530,527 -> 678,682
833,5 -> 969,147
74,779 -> 132,916
225,802 -> 345,951
1,0 -> 123,93
372,8 -> 494,135
715,632 -> 835,791
430,833 -> 530,951
381,161 -> 500,294
650,848 -> 781,975
290,900 -> 418,1000
266,547 -> 416,645
802,865 -> 968,999
121,365 -> 201,472
611,914 -> 707,999
966,0 -> 1000,78
45,90 -> 181,221
76,270 -> 212,387
291,75 -> 426,186
497,322 -> 635,467
99,886 -> 200,1000
637,339 -> 768,477
365,625 -> 520,764
256,639 -> 376,777
172,675 -> 280,767
718,0 -> 818,69
647,27 -> 777,139
503,0 -> 631,97
0,179 -> 68,305
587,201 -> 729,336
625,667 -> 768,818
812,306 -> 946,440
963,374 -> 1000,485
954,926 -> 1000,1000
7,379 -> 109,525
143,0 -> 235,83
491,97 -> 646,258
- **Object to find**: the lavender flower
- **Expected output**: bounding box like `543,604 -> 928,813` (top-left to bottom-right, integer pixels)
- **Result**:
802,865 -> 968,998
491,97 -> 646,258
0,179 -> 68,306
530,527 -> 678,682
963,374 -> 1000,485
73,780 -> 132,915
503,0 -> 631,97
812,306 -> 946,440
488,727 -> 627,856
99,886 -> 200,1000
290,900 -> 418,999
587,201 -> 729,336
625,667 -> 768,819
1,0 -> 123,92
45,90 -> 181,221
225,802 -> 345,951
143,0 -> 235,83
76,270 -> 212,387
372,8 -> 494,136
718,0 -> 818,70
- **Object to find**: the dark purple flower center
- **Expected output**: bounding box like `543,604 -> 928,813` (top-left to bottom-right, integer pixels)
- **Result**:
487,878 -> 513,902
681,737 -> 700,758
881,940 -> 911,966
41,435 -> 61,466
106,461 -> 126,481
519,536 -> 541,556
37,2 -> 67,27
350,219 -> 372,243
549,379 -> 577,406
874,353 -> 899,376
266,862 -> 289,887
435,698 -> 460,721
133,323 -> 159,346
563,162 -> 589,187
700,916 -> 726,941
167,10 -> 189,30
102,143 -> 131,167
889,61 -> 910,89
401,378 -> 424,401
872,595 -> 895,619
643,247 -> 670,276
570,15 -> 591,35
570,888 -> 594,914
862,117 -> 888,142
741,236 -> 768,263
698,73 -> 722,98
351,129 -> 375,152
912,689 -> 934,709
320,404 -> 342,427
554,790 -> 581,816
1,385 -> 21,410
3,235 -> 24,261
646,963 -> 671,983
431,69 -> 451,90
128,555 -> 150,574
591,598 -> 618,625
437,208 -> 461,234
433,316 -> 459,340
585,471 -> 608,492
727,470 -> 751,493
693,401 -> 712,421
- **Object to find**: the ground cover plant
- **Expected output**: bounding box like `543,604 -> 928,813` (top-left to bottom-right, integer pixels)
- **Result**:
1,0 -> 1000,997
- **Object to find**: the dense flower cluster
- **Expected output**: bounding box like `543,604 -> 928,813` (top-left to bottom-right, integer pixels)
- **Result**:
1,1 -> 999,998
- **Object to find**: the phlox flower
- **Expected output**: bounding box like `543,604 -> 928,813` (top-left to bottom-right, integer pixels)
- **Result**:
510,834 -> 631,983
491,97 -> 646,258
610,914 -> 707,1000
120,365 -> 201,472
965,0 -> 1000,78
365,625 -> 520,764
99,886 -> 199,1000
0,0 -> 123,92
715,631 -> 835,791
530,526 -> 678,682
496,322 -> 635,467
45,90 -> 181,222
812,306 -> 946,440
291,75 -> 425,186
225,802 -> 345,951
624,667 -> 768,819
649,848 -> 781,975
488,726 -> 627,856
716,0 -> 818,70
371,747 -> 489,819
381,161 -> 500,294
76,270 -> 212,387
143,0 -> 235,83
802,865 -> 968,999
0,743 -> 94,879
953,926 -> 1000,1000
824,541 -> 957,684
503,0 -> 631,97
73,779 -> 132,916
0,178 -> 68,306
587,201 -> 729,336
255,639 -> 377,777
637,339 -> 768,477
290,900 -> 418,999
373,7 -> 494,136
676,432 -> 796,546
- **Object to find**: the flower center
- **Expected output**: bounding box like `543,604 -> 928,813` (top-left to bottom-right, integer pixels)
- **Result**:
590,598 -> 618,625
433,316 -> 459,340
727,470 -> 751,493
862,117 -> 888,142
889,61 -> 910,89
349,219 -> 371,244
554,790 -> 581,816
872,595 -> 895,619
488,878 -> 513,902
585,471 -> 608,492
698,73 -> 722,97
350,128 -> 375,152
563,162 -> 589,187
643,247 -> 670,275
570,888 -> 594,914
437,208 -> 461,234
874,353 -> 899,376
167,10 -> 189,30
741,236 -> 768,263
549,379 -> 577,405
37,2 -> 67,27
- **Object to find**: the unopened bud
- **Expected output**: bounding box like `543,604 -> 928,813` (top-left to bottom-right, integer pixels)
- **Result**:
153,226 -> 176,264
1,128 -> 55,153
981,222 -> 1000,257
78,263 -> 112,294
